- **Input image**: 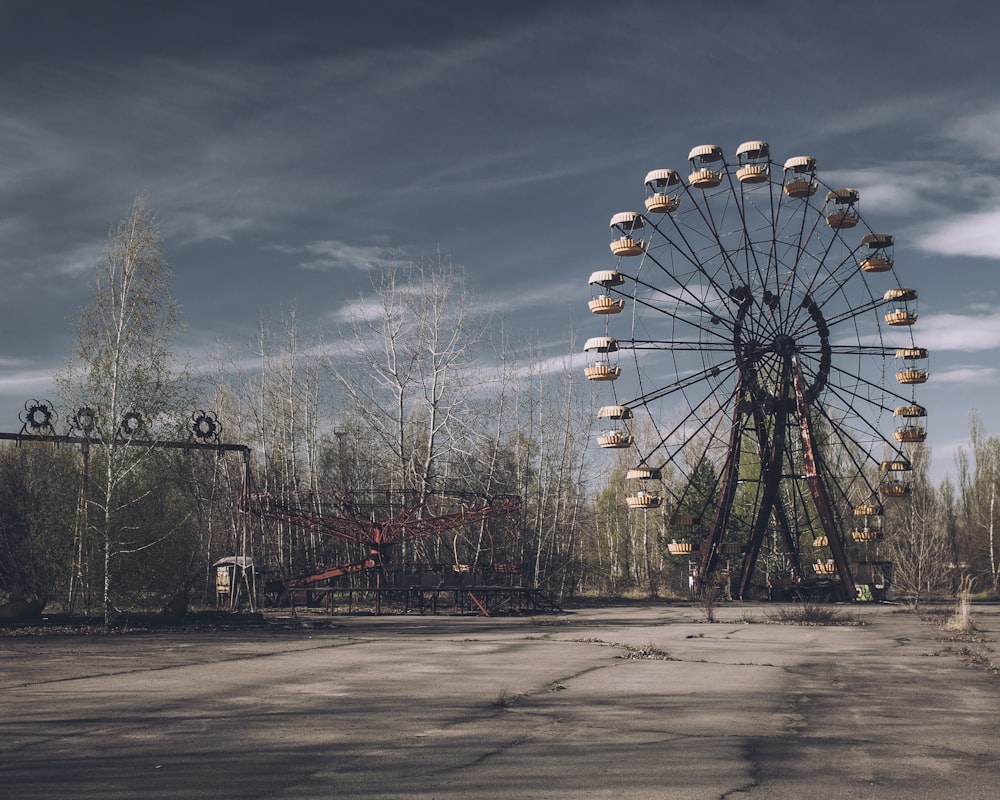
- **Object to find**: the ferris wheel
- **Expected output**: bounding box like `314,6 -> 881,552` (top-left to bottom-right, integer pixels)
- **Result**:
585,141 -> 926,600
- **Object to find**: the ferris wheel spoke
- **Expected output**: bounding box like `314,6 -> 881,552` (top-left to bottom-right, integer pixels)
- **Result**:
807,300 -> 884,333
651,389 -> 738,481
627,276 -> 734,340
644,218 -> 744,304
802,343 -> 890,357
804,251 -> 866,306
810,378 -> 910,465
630,267 -> 722,320
628,358 -> 740,409
775,207 -> 829,322
624,339 -> 734,352
786,184 -> 875,327
806,398 -> 884,501
664,190 -> 762,292
793,243 -> 858,314
822,357 -> 915,408
725,175 -> 769,295
741,168 -> 799,299
672,409 -> 738,514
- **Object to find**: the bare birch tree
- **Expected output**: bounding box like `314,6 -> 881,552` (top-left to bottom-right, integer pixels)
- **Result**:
59,198 -> 189,624
957,410 -> 1000,592
883,443 -> 950,607
331,261 -> 486,491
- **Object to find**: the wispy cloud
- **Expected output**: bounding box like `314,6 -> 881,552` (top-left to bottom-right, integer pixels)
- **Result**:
511,349 -> 588,379
914,207 -> 1000,260
163,211 -> 258,245
943,107 -> 1000,161
931,365 -> 999,386
884,106 -> 1000,259
0,367 -> 57,395
822,165 -> 946,216
54,239 -> 109,277
275,240 -> 404,272
855,309 -> 1000,353
917,309 -> 1000,351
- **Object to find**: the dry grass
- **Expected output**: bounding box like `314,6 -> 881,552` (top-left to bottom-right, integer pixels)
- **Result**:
572,637 -> 673,660
614,641 -> 672,660
766,603 -> 863,626
945,575 -> 977,634
492,688 -> 512,708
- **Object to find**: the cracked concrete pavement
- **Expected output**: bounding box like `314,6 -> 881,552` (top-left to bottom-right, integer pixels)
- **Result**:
1,603 -> 997,799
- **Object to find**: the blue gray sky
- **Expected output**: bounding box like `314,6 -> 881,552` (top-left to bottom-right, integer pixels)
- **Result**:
1,0 -> 998,482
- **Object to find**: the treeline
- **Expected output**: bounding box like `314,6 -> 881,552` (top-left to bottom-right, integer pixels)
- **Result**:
0,257 -> 643,616
1,202 -> 998,619
0,201 -> 627,619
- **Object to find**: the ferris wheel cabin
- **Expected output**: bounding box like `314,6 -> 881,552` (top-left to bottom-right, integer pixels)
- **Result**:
584,336 -> 621,381
860,233 -> 894,273
895,347 -> 929,385
666,514 -> 700,554
625,465 -> 662,509
880,458 -> 913,498
609,212 -> 646,257
588,269 -> 626,315
825,188 -> 860,229
688,144 -> 724,189
597,405 -> 633,448
644,169 -> 682,214
735,140 -> 770,184
883,288 -> 918,326
894,403 -> 928,443
782,156 -> 818,198
852,498 -> 885,542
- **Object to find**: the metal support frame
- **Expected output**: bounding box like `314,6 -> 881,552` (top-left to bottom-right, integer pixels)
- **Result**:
2,407 -> 256,612
792,356 -> 856,599
737,374 -> 790,600
697,356 -> 857,601
699,381 -> 747,583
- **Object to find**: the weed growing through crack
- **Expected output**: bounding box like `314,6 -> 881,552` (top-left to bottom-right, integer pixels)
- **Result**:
946,575 -> 977,634
571,637 -> 673,660
927,645 -> 1000,676
766,603 -> 863,626
699,586 -> 720,623
614,642 -> 672,660
956,646 -> 1000,675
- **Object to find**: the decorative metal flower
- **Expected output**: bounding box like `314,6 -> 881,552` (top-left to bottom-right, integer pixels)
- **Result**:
72,406 -> 98,435
191,410 -> 221,443
119,410 -> 145,439
19,399 -> 56,435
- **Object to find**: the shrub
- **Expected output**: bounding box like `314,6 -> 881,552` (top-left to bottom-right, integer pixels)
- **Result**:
767,603 -> 862,626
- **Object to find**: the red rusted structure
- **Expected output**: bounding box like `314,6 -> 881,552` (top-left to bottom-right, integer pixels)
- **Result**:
249,490 -> 523,612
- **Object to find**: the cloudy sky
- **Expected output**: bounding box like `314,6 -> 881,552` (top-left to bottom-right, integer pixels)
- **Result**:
1,0 -> 998,482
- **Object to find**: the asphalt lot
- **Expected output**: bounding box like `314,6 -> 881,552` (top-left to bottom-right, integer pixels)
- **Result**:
1,603 -> 997,799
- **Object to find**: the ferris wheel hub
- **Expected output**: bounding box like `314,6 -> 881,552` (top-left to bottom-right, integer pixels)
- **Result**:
772,334 -> 796,358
